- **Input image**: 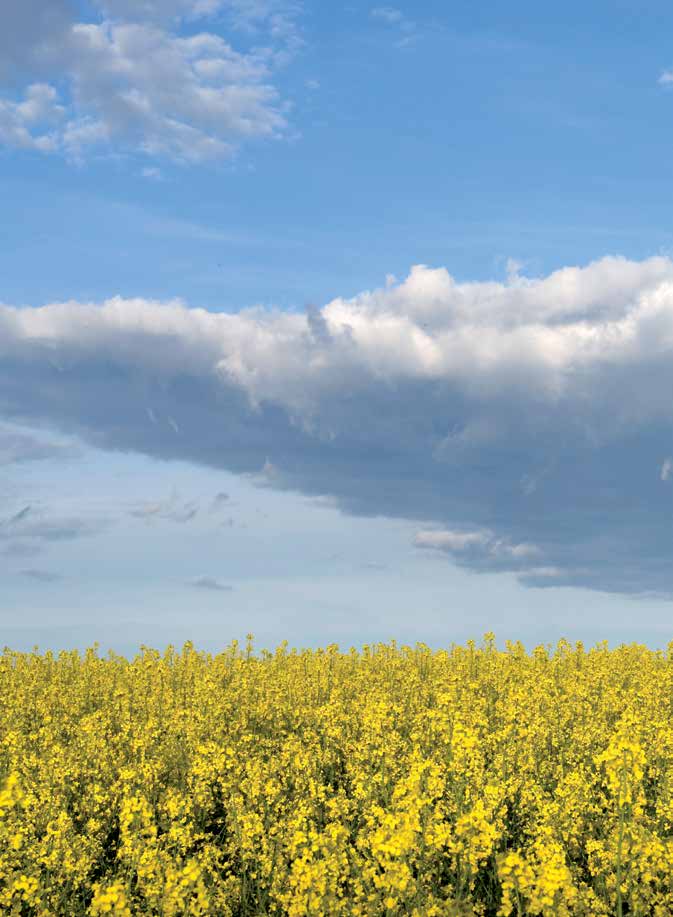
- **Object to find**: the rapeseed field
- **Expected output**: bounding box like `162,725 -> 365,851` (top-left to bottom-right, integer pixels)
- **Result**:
0,635 -> 671,915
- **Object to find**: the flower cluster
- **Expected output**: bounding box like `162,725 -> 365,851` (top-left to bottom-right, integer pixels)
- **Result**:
1,635 -> 672,914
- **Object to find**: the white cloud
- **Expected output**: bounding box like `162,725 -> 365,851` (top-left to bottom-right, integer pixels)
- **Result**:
661,458 -> 672,481
5,256 -> 673,593
2,256 -> 673,412
659,70 -> 673,86
67,23 -> 286,162
0,0 -> 298,164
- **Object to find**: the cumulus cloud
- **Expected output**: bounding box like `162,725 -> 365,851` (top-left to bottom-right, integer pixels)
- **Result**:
0,0 -> 297,164
5,256 -> 673,593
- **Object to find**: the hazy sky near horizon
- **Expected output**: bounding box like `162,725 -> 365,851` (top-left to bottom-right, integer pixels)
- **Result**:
3,0 -> 673,653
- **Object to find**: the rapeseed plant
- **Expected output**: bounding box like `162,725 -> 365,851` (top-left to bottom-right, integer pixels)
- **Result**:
0,637 -> 671,914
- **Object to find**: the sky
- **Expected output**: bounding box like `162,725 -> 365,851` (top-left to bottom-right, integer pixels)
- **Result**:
3,0 -> 673,653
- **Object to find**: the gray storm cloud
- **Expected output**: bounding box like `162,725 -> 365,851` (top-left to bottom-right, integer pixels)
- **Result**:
2,255 -> 673,594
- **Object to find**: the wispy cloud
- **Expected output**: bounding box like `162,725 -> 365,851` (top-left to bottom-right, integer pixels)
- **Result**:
189,576 -> 233,591
20,568 -> 62,583
0,504 -> 109,558
1,542 -> 42,558
7,506 -> 33,526
1,509 -> 108,543
371,6 -> 405,24
210,492 -> 230,512
370,5 -> 416,45
129,492 -> 199,523
141,166 -> 163,181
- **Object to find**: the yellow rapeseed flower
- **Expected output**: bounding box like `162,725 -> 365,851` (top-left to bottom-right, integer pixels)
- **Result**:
0,637 -> 670,914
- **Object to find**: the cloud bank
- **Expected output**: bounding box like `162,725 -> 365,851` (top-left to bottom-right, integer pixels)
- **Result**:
3,255 -> 673,594
0,0 -> 298,163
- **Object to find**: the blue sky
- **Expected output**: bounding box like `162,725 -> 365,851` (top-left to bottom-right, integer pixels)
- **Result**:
3,0 -> 673,652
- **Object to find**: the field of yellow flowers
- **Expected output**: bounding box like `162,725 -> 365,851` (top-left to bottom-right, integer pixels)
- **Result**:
1,635 -> 672,915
